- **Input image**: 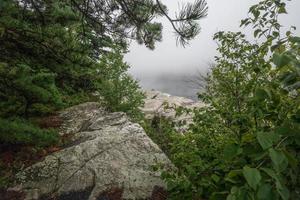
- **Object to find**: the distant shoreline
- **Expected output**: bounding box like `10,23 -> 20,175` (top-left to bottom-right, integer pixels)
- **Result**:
133,73 -> 204,101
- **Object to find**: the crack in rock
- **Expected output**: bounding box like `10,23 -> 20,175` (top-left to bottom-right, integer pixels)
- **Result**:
14,102 -> 172,200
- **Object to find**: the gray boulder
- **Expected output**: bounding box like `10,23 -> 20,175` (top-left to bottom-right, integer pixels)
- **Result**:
16,102 -> 171,200
141,90 -> 205,132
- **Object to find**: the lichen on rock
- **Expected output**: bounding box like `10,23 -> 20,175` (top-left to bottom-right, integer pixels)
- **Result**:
15,102 -> 172,200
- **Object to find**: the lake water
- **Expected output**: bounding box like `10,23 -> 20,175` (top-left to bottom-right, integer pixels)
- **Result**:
132,72 -> 205,101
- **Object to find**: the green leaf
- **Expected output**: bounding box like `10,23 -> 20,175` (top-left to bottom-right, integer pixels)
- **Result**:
257,132 -> 280,150
225,177 -> 238,184
255,88 -> 269,100
282,149 -> 298,169
272,31 -> 279,37
261,168 -> 277,180
282,73 -> 297,86
227,169 -> 242,178
269,148 -> 288,172
211,174 -> 221,183
290,36 -> 300,44
276,180 -> 290,200
278,6 -> 287,14
227,186 -> 250,200
226,194 -> 236,200
273,53 -> 281,66
275,122 -> 300,137
252,151 -> 267,161
243,166 -> 261,190
257,183 -> 273,200
272,53 -> 291,68
253,10 -> 260,19
241,19 -> 249,27
254,29 -> 261,38
224,143 -> 243,160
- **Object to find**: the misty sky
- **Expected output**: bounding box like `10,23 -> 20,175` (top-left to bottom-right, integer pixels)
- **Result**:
125,0 -> 300,78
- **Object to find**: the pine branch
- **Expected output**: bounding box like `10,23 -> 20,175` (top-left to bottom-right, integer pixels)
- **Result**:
156,0 -> 208,46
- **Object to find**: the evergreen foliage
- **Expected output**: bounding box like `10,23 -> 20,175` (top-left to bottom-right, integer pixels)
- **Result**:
0,118 -> 58,147
95,49 -> 145,119
0,0 -> 207,147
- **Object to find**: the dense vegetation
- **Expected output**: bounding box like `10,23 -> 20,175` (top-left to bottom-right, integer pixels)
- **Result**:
147,0 -> 300,199
0,0 -> 299,199
0,0 -> 207,188
0,0 -> 207,145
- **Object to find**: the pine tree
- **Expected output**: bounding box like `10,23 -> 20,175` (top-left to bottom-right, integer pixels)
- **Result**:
0,0 -> 207,146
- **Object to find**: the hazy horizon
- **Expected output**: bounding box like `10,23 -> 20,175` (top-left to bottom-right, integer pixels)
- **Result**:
124,0 -> 300,99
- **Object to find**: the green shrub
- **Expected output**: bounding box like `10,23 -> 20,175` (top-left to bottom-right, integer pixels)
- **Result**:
142,116 -> 179,156
0,118 -> 59,147
160,0 -> 300,199
95,48 -> 145,120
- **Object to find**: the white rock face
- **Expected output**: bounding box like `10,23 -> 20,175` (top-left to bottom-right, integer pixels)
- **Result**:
16,102 -> 172,200
141,90 -> 205,132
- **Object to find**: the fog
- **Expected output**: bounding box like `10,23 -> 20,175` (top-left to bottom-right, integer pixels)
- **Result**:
125,0 -> 300,99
